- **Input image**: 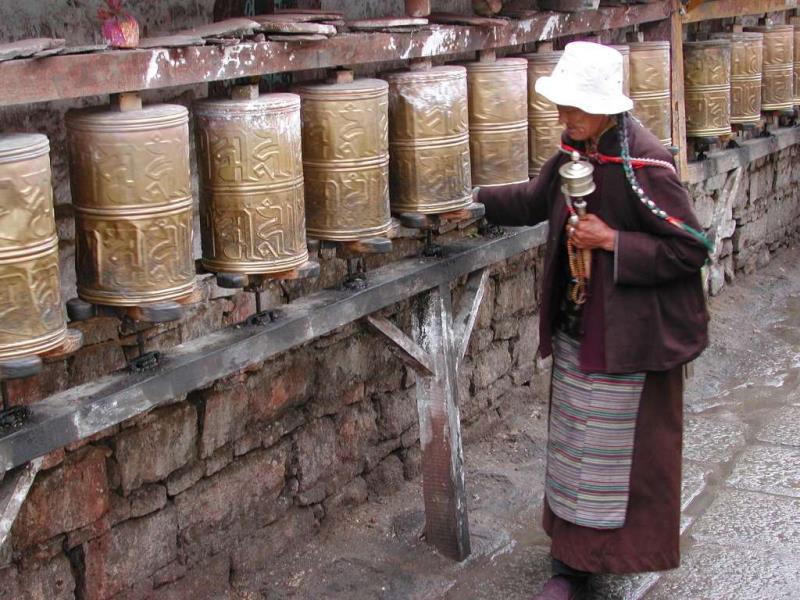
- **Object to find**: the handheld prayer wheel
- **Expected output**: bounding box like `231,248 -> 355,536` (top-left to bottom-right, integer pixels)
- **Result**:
383,66 -> 473,212
611,45 -> 631,97
460,57 -> 529,187
524,50 -> 564,178
0,134 -> 67,360
295,76 -> 392,240
66,102 -> 196,306
683,39 -> 732,138
629,41 -> 672,146
745,25 -> 794,111
711,32 -> 763,125
194,89 -> 308,275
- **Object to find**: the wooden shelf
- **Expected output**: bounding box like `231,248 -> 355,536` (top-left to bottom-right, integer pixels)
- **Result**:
2,2 -> 674,107
682,0 -> 798,23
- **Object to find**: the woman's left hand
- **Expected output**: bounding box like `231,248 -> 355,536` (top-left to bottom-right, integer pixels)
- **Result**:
568,213 -> 617,252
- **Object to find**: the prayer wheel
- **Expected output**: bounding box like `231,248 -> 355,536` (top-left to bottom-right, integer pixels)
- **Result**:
792,21 -> 800,106
711,32 -> 763,125
295,77 -> 392,240
683,39 -> 732,138
524,50 -> 564,178
461,58 -> 529,187
194,90 -> 308,275
66,103 -> 196,306
745,25 -> 793,111
610,44 -> 631,96
0,134 -> 66,360
383,66 -> 473,212
629,42 -> 672,146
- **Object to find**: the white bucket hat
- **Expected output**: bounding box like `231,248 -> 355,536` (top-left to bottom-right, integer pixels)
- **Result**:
534,41 -> 634,115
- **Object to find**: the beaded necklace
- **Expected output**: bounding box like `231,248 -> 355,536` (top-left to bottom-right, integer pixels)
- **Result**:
559,112 -> 714,254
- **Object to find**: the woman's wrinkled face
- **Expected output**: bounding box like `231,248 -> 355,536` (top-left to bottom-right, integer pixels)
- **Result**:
557,105 -> 612,142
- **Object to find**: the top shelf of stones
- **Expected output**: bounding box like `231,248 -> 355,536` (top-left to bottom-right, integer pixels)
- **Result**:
0,1 -> 680,108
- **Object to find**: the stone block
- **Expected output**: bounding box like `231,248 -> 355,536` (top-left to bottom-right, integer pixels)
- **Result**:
65,517 -> 110,551
260,409 -> 305,449
692,190 -> 714,230
296,418 -> 337,491
81,506 -> 178,600
114,403 -> 198,494
402,446 -> 422,481
365,453 -> 405,497
247,351 -> 315,423
129,484 -> 167,518
13,446 -> 109,551
474,276 -> 495,329
2,553 -> 74,600
71,317 -> 119,346
174,445 -> 287,533
364,437 -> 402,472
198,382 -> 249,459
150,553 -> 231,600
377,389 -> 416,439
67,340 -> 126,387
467,327 -> 494,356
472,341 -> 512,390
334,402 -> 379,466
204,443 -> 234,477
165,461 -> 204,497
494,269 -> 536,319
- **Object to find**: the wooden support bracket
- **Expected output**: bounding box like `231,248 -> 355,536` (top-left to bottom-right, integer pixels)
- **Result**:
365,267 -> 489,561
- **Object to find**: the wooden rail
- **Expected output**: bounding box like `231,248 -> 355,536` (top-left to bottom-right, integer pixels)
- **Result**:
682,0 -> 798,23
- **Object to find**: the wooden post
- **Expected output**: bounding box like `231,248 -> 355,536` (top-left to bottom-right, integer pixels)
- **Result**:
669,0 -> 689,180
366,268 -> 489,561
411,283 -> 471,561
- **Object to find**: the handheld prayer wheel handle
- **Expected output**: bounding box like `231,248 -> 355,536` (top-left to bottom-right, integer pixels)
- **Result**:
572,199 -> 592,280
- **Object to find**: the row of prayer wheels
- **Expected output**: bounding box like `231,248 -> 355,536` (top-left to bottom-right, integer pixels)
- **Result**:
0,41 -> 694,363
684,23 -> 800,139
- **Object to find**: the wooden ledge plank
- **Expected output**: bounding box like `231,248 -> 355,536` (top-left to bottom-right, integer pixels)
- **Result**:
682,0 -> 798,23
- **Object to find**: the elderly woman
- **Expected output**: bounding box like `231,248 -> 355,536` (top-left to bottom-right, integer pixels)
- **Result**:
476,42 -> 709,599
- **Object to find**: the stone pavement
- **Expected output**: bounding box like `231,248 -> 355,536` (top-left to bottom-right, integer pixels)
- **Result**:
240,248 -> 800,600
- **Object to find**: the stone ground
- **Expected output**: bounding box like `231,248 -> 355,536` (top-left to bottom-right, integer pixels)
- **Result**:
238,247 -> 800,600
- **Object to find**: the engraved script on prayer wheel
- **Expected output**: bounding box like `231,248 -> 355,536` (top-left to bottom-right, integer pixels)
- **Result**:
295,78 -> 392,241
0,134 -> 67,360
745,25 -> 794,111
383,66 -> 473,212
711,32 -> 763,125
461,58 -> 529,187
194,93 -> 308,274
524,50 -> 563,178
684,40 -> 732,138
629,42 -> 672,146
66,104 -> 196,306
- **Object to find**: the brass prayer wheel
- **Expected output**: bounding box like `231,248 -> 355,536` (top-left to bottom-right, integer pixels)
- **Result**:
461,58 -> 529,187
610,44 -> 631,97
524,50 -> 564,178
0,134 -> 67,360
792,22 -> 800,105
66,103 -> 196,306
683,39 -> 732,138
295,77 -> 392,240
629,42 -> 672,146
383,66 -> 473,212
745,25 -> 794,111
711,32 -> 763,125
194,90 -> 308,275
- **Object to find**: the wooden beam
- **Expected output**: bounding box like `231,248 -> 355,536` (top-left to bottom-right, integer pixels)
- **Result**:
411,284 -> 471,561
365,315 -> 435,377
671,1 -> 689,180
453,268 -> 490,370
0,2 -> 674,107
682,0 -> 798,23
0,458 -> 42,552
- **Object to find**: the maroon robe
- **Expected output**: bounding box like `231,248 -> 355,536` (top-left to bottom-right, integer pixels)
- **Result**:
478,119 -> 708,573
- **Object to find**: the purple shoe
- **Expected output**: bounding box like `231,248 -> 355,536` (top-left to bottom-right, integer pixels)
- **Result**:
533,575 -> 586,600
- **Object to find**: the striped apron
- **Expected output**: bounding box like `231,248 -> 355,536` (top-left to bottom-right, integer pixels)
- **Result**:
545,332 -> 646,529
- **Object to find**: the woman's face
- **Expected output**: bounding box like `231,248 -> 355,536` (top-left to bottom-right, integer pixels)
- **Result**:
557,105 -> 612,142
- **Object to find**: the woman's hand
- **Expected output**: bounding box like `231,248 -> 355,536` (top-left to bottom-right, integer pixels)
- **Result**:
568,213 -> 617,252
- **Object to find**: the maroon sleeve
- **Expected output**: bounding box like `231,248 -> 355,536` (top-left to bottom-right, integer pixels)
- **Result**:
477,154 -> 559,227
615,153 -> 709,286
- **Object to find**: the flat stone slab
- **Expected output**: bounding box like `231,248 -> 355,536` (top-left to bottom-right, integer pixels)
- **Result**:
177,18 -> 261,38
252,19 -> 337,36
681,460 -> 709,511
0,38 -> 65,62
726,444 -> 800,497
683,415 -> 748,464
647,541 -> 800,600
755,405 -> 800,446
690,488 -> 800,547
